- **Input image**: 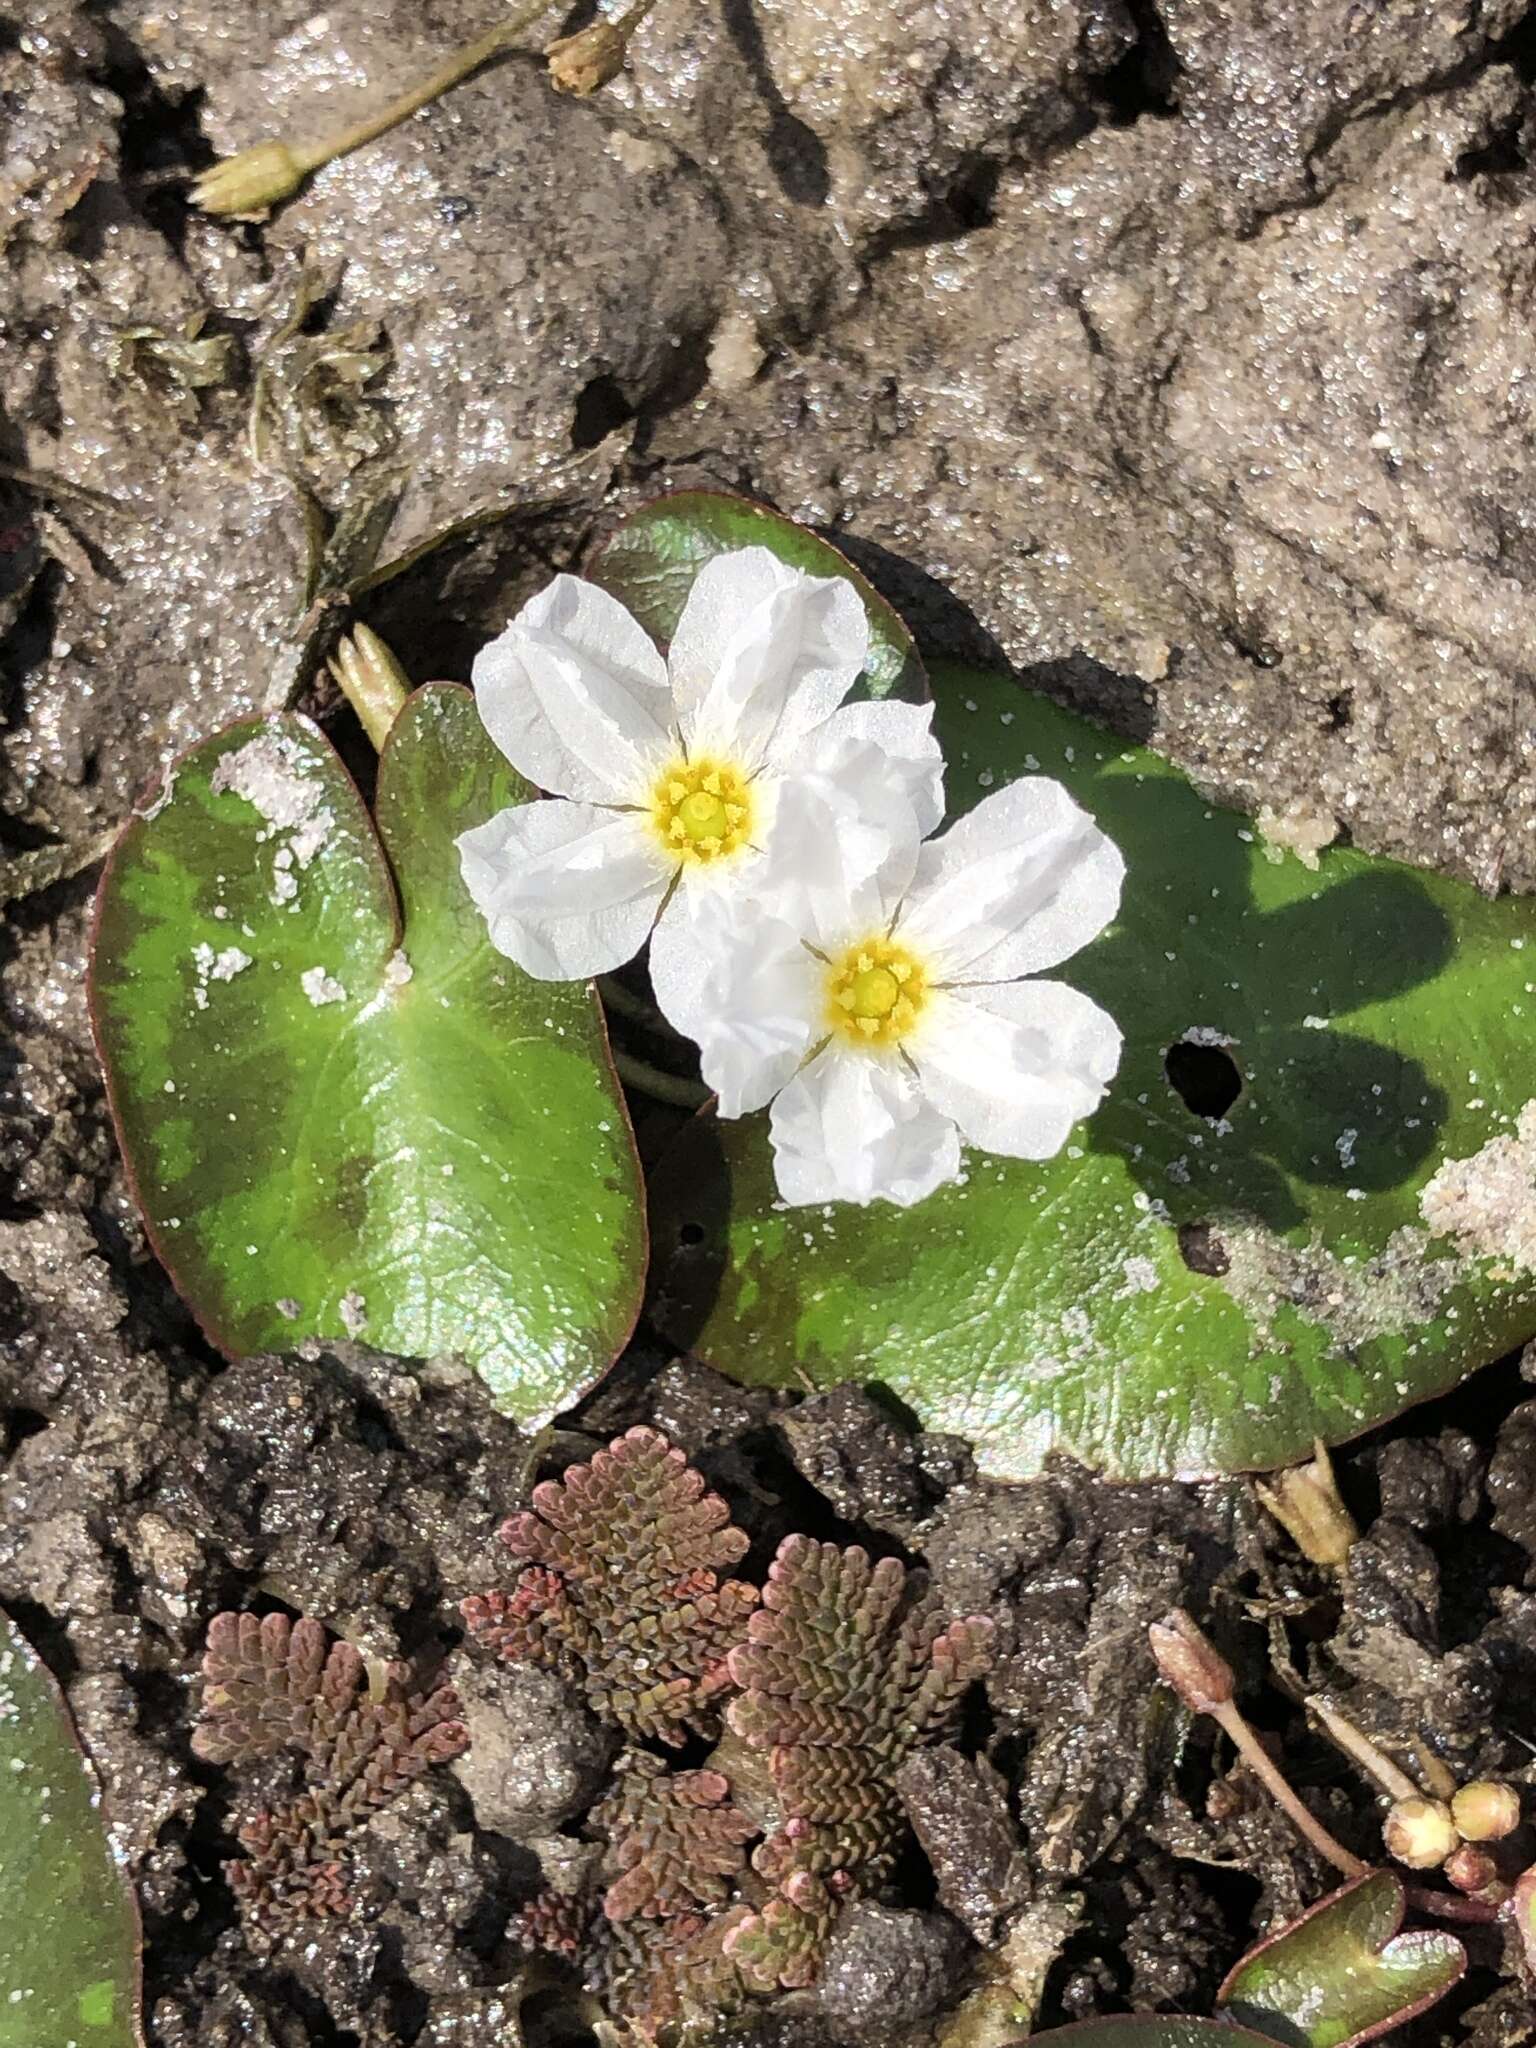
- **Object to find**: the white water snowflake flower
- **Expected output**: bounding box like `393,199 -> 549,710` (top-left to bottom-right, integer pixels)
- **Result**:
456,549 -> 943,980
651,776 -> 1125,1207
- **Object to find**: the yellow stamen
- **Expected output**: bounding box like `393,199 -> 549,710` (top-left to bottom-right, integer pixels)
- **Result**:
650,757 -> 754,866
825,935 -> 929,1048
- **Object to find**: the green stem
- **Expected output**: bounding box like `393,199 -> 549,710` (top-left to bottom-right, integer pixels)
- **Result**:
294,1 -> 557,176
598,975 -> 686,1040
613,1051 -> 708,1109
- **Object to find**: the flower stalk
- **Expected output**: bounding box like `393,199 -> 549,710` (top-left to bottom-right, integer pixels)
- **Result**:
192,0 -> 558,216
1150,1610 -> 1367,1882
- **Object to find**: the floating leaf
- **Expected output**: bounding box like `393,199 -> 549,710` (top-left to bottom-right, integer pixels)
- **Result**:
0,1610 -> 143,2047
588,490 -> 927,705
1218,1872 -> 1465,2048
92,684 -> 644,1423
651,662 -> 1536,1478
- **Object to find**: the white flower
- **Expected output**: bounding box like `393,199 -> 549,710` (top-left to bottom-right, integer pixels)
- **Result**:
456,548 -> 943,980
651,775 -> 1125,1207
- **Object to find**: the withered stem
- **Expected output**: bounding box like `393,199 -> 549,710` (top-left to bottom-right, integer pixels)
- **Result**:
299,2 -> 558,174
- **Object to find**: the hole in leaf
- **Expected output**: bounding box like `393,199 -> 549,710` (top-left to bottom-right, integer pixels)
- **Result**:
1178,1221 -> 1231,1277
678,1221 -> 705,1247
1164,1038 -> 1243,1118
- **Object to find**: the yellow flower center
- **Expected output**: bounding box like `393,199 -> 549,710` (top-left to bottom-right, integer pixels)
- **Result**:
651,757 -> 753,865
826,936 -> 928,1047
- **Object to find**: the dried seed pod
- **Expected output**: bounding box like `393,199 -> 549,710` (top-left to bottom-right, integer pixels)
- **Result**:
546,21 -> 627,93
1451,1780 -> 1521,1843
1383,1795 -> 1458,1871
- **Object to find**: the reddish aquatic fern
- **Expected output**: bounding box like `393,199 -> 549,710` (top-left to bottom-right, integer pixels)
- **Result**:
722,1536 -> 995,1991
193,1611 -> 466,1930
462,1426 -> 758,1744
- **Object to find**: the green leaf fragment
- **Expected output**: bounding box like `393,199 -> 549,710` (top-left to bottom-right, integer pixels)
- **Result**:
91,684 -> 644,1425
1218,1871 -> 1465,2048
0,1611 -> 143,2048
588,490 -> 928,705
649,662 -> 1536,1479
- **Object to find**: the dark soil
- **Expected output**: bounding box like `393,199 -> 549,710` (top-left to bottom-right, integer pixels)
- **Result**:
4,1165 -> 1536,2044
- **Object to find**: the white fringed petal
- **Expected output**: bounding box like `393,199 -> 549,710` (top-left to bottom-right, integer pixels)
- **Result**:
898,778 -> 1124,983
649,895 -> 819,1117
669,548 -> 870,770
457,800 -> 668,980
912,979 -> 1122,1160
768,1048 -> 962,1208
471,573 -> 673,804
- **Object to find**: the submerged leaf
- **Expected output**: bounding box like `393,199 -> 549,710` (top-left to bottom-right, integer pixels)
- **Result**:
91,685 -> 644,1423
1218,1871 -> 1464,2048
0,1610 -> 143,2047
651,662 -> 1536,1478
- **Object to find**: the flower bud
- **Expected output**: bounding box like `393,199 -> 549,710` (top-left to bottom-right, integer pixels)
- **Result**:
328,625 -> 411,751
190,141 -> 306,217
1148,1609 -> 1234,1716
546,22 -> 628,95
1382,1796 -> 1458,1871
1451,1779 -> 1521,1843
1444,1844 -> 1498,1894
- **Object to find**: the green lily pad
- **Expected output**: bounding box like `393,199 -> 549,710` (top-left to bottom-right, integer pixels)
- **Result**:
91,684 -> 644,1423
0,1610 -> 143,2046
650,662 -> 1536,1478
587,490 -> 928,705
1218,1872 -> 1465,2048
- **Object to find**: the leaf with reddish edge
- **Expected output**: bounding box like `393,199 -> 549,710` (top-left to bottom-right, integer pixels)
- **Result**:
1021,2022 -> 1285,2048
90,684 -> 645,1424
586,489 -> 928,705
1218,1870 -> 1465,2048
0,1608 -> 145,2047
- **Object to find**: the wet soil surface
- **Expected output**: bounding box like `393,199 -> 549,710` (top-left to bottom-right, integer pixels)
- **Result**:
9,0 -> 1536,2040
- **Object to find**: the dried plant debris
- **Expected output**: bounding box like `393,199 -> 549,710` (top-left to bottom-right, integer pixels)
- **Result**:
193,1611 -> 466,1931
723,1537 -> 995,1991
462,1425 -> 759,1744
249,267 -> 395,484
106,315 -> 239,423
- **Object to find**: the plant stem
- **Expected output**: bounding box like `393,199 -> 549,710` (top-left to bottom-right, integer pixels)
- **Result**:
1402,1885 -> 1500,1926
1209,1699 -> 1368,1881
598,974 -> 686,1040
293,2 -> 556,176
1308,1698 -> 1422,1804
613,1050 -> 708,1108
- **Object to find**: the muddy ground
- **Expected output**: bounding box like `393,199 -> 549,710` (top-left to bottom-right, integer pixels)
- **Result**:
7,0 -> 1536,2041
